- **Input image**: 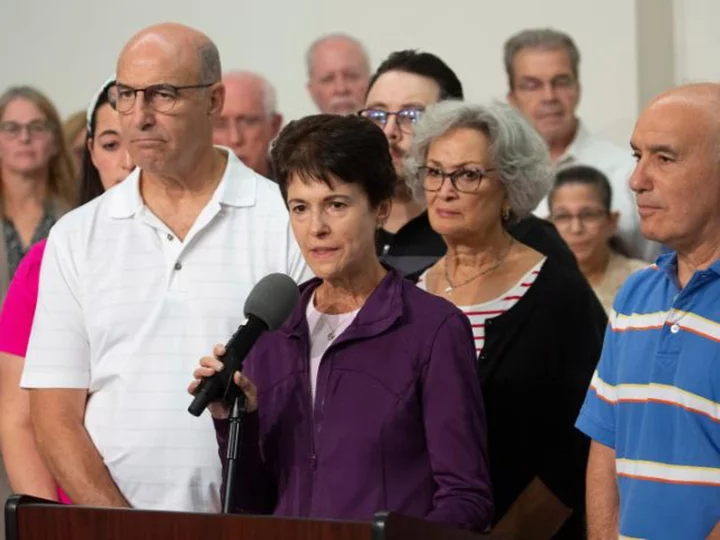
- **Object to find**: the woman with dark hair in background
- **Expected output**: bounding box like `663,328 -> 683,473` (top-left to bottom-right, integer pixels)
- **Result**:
549,165 -> 648,313
0,77 -> 134,502
0,86 -> 77,304
189,114 -> 493,531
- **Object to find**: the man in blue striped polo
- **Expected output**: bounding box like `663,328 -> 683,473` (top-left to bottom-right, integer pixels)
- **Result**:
576,83 -> 720,539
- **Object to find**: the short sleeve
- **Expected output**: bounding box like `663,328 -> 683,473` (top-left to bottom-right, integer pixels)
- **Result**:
575,318 -> 618,449
21,229 -> 91,389
0,240 -> 47,357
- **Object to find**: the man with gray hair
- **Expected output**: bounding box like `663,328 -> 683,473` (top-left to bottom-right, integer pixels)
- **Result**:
213,71 -> 282,179
21,23 -> 310,513
504,28 -> 656,261
306,33 -> 370,115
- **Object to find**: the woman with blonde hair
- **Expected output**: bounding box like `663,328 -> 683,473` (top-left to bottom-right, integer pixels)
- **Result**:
0,77 -> 133,503
0,86 -> 76,303
63,109 -> 87,176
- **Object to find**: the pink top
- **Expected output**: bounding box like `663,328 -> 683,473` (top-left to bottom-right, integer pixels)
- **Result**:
0,238 -> 71,504
0,239 -> 47,357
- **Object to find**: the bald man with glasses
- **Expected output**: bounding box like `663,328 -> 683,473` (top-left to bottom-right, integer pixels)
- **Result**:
21,23 -> 310,513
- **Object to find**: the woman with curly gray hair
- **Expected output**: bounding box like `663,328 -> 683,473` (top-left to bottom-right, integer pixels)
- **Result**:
409,100 -> 604,539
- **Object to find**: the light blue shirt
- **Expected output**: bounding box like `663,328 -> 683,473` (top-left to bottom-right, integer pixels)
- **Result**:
576,252 -> 720,539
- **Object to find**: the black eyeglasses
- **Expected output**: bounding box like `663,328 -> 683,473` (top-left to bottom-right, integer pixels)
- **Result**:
358,108 -> 424,133
550,209 -> 608,228
108,82 -> 216,114
0,120 -> 53,139
418,166 -> 495,193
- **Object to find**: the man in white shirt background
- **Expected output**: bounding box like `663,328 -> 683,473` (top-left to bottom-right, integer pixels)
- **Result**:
212,71 -> 282,180
504,28 -> 658,261
22,22 -> 310,513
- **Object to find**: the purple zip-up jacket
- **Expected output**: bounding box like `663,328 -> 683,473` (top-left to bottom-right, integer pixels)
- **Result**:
214,269 -> 493,531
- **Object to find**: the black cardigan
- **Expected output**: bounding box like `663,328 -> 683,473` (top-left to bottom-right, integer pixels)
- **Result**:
480,256 -> 605,539
381,213 -> 579,280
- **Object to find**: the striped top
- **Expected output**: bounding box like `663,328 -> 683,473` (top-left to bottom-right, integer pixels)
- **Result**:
576,252 -> 720,539
418,259 -> 545,354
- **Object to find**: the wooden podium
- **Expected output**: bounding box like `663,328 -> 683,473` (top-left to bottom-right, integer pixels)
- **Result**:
5,495 -> 495,540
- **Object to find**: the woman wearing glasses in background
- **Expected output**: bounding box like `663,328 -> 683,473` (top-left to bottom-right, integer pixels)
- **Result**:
0,87 -> 77,304
0,78 -> 134,503
549,165 -> 648,314
408,100 -> 603,539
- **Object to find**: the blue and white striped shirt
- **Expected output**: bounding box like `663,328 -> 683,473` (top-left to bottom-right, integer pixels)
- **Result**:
576,252 -> 720,539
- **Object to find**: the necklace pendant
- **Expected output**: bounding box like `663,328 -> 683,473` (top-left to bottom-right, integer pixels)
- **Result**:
444,285 -> 453,294
327,330 -> 335,340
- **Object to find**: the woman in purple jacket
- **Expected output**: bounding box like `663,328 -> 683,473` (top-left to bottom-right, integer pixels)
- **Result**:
188,114 -> 493,531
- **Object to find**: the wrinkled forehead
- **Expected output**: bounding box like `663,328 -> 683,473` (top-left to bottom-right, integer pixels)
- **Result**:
311,42 -> 366,75
632,100 -> 714,152
117,36 -> 200,86
287,171 -> 362,199
1,97 -> 47,122
365,71 -> 440,109
221,80 -> 265,114
512,47 -> 574,78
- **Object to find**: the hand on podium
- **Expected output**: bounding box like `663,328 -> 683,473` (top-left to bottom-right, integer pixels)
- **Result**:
187,343 -> 258,419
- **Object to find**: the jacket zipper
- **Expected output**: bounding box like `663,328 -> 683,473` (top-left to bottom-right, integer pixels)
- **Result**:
304,340 -> 318,516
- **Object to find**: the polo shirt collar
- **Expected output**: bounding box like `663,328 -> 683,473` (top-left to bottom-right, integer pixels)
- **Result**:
654,250 -> 720,281
107,146 -> 258,219
557,119 -> 589,165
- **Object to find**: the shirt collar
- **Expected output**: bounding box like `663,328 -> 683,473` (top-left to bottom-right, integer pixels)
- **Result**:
556,119 -> 589,165
282,268 -> 405,341
654,250 -> 720,280
107,146 -> 259,219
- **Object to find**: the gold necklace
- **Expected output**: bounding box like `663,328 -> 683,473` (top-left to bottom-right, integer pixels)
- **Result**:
443,237 -> 515,295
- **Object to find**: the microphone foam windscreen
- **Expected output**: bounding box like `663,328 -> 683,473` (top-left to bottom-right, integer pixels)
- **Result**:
243,273 -> 301,330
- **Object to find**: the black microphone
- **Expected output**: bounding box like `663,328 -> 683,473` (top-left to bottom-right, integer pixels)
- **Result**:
188,273 -> 300,417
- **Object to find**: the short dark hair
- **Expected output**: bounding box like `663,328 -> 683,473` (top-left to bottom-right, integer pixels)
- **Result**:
550,165 -> 632,257
79,85 -> 113,206
550,165 -> 612,211
271,114 -> 396,208
367,50 -> 464,100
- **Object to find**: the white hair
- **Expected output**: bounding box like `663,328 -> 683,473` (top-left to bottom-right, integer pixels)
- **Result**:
259,77 -> 278,117
405,100 -> 553,220
222,70 -> 278,118
305,33 -> 370,77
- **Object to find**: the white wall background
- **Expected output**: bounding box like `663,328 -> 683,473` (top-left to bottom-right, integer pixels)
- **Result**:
2,0 -> 638,144
673,0 -> 720,85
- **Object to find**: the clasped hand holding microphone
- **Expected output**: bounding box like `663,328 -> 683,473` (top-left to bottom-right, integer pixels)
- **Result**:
187,272 -> 300,419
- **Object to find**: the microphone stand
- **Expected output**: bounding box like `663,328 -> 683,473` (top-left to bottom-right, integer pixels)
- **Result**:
221,376 -> 247,514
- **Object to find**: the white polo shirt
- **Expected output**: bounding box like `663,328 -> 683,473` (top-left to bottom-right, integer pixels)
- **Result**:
21,149 -> 311,512
535,121 -> 660,262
